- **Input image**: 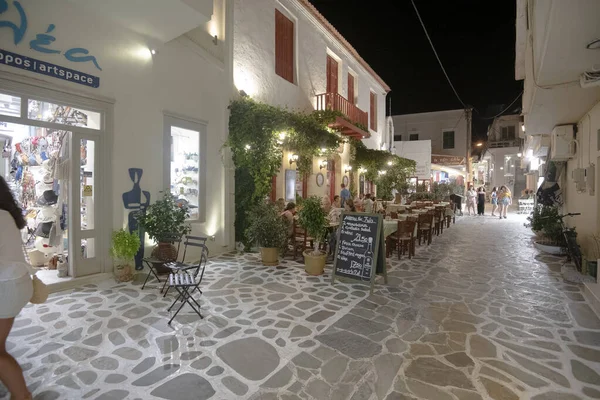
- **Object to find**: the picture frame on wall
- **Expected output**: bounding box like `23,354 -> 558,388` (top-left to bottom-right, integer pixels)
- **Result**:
316,173 -> 324,187
342,175 -> 349,187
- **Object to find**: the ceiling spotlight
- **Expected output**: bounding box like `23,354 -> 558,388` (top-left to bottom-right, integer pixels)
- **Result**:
586,39 -> 600,50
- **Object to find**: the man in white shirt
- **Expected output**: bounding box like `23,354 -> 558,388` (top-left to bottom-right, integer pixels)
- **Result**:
363,194 -> 374,213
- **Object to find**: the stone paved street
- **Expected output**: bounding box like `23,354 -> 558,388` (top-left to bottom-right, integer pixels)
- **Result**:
2,214 -> 600,400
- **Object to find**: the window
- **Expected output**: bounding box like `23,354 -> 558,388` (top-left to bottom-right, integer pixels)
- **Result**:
326,55 -> 338,94
409,133 -> 419,141
443,130 -> 455,149
347,73 -> 356,104
370,91 -> 377,131
164,115 -> 206,221
275,9 -> 294,83
501,125 -> 516,140
394,135 -> 402,141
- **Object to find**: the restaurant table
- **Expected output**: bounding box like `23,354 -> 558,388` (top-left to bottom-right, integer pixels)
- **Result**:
387,204 -> 407,213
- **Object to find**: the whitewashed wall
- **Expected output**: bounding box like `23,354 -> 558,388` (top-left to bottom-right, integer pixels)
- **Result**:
232,0 -> 387,151
0,0 -> 233,259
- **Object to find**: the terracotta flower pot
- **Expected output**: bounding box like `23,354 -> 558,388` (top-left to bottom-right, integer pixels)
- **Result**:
260,247 -> 279,266
304,250 -> 327,276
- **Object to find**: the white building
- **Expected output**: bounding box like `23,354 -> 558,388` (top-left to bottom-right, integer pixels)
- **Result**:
392,109 -> 471,187
0,0 -> 233,284
516,0 -> 600,303
481,114 -> 526,194
233,0 -> 390,201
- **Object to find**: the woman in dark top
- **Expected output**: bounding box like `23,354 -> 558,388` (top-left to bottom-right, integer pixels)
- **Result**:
477,187 -> 486,216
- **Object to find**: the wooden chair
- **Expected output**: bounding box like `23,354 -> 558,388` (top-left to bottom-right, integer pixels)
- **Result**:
417,212 -> 434,246
293,221 -> 313,258
434,207 -> 446,235
390,211 -> 398,219
388,220 -> 416,259
445,205 -> 454,228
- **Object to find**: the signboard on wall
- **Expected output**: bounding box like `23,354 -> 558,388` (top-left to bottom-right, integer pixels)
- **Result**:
431,154 -> 465,166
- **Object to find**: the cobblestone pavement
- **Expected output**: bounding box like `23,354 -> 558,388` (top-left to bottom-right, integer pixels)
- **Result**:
2,214 -> 600,400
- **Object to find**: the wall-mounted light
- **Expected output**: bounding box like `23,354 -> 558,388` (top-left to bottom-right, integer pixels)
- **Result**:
319,159 -> 327,170
517,152 -> 522,157
345,165 -> 352,173
521,124 -> 526,132
476,142 -> 483,147
387,161 -> 393,166
150,49 -> 157,55
289,154 -> 299,166
500,167 -> 504,170
378,170 -> 387,175
213,35 -> 218,45
319,147 -> 327,154
244,144 -> 251,150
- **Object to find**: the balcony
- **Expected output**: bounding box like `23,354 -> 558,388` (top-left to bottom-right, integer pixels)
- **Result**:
315,93 -> 370,139
489,139 -> 521,148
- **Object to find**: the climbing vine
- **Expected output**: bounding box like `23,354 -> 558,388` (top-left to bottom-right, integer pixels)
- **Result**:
227,98 -> 342,244
349,138 -> 416,199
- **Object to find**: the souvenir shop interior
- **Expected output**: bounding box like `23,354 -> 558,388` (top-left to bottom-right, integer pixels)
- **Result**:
169,125 -> 200,220
1,90 -> 101,276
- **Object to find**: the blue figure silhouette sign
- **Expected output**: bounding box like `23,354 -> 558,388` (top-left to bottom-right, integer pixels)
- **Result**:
0,0 -> 102,70
123,168 -> 151,271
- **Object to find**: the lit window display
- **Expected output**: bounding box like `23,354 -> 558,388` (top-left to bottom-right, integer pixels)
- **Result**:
170,126 -> 200,220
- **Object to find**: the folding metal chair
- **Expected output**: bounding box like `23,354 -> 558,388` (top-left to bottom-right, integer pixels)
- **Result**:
166,271 -> 204,325
161,236 -> 208,296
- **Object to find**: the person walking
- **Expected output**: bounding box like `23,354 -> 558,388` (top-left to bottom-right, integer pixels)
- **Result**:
477,187 -> 486,216
490,187 -> 498,216
466,186 -> 477,216
340,184 -> 350,208
0,176 -> 34,400
498,186 -> 512,219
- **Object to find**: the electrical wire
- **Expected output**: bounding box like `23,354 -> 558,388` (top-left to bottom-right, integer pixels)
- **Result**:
480,91 -> 524,120
410,0 -> 469,110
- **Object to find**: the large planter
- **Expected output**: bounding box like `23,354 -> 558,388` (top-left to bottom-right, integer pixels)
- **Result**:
151,242 -> 178,273
304,250 -> 327,276
260,247 -> 279,266
534,241 -> 565,255
114,263 -> 133,283
590,260 -> 598,280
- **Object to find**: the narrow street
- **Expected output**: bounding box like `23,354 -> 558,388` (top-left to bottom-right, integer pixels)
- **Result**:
3,214 -> 599,400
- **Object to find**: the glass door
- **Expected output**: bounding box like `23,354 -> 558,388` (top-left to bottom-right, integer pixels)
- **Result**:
73,133 -> 102,276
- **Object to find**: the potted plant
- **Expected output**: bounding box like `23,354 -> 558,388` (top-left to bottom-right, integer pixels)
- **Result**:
531,205 -> 566,255
246,201 -> 288,266
135,191 -> 191,264
110,229 -> 140,282
297,195 -> 328,275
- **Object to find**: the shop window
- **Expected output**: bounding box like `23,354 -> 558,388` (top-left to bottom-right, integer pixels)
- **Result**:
285,169 -> 296,201
0,92 -> 21,117
164,116 -> 206,222
443,130 -> 455,149
28,99 -> 101,130
410,133 -> 419,141
275,9 -> 294,83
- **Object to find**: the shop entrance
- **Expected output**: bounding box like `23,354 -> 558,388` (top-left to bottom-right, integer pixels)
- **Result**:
0,81 -> 109,278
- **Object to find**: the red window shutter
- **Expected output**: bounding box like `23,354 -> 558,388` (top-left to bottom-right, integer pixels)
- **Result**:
327,55 -> 338,94
275,10 -> 294,83
348,74 -> 355,104
370,91 -> 377,131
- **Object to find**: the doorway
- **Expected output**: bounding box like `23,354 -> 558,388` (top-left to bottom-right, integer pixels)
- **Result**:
0,81 -> 110,278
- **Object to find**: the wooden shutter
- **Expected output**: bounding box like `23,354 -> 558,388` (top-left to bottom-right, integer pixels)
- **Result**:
370,91 -> 377,131
326,55 -> 338,94
275,10 -> 294,83
347,74 -> 355,104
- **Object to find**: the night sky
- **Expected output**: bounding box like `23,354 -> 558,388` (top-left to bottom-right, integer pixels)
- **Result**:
308,0 -> 524,140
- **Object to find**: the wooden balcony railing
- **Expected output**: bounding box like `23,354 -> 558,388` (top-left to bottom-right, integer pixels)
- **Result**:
315,92 -> 368,129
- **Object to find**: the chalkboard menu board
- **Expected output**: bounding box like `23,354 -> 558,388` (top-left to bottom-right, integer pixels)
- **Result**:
331,212 -> 387,294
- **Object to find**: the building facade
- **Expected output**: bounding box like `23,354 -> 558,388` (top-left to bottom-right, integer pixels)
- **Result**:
0,0 -> 233,283
516,0 -> 600,302
232,0 -> 390,201
392,109 -> 471,187
481,114 -> 526,195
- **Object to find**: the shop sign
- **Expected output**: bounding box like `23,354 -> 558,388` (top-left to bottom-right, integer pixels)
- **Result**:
431,154 -> 465,166
0,48 -> 99,87
0,0 -> 101,86
83,185 -> 93,197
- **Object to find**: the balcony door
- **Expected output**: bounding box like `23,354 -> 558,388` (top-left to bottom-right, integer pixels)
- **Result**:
326,55 -> 338,94
348,74 -> 355,104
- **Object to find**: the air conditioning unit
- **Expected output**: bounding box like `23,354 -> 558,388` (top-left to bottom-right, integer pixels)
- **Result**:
550,125 -> 574,161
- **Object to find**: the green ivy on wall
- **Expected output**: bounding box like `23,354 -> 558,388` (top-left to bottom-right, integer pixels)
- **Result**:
227,98 -> 341,244
349,138 -> 416,199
